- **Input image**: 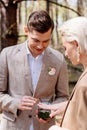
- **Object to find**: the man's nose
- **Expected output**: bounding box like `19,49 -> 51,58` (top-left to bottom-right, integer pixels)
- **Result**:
37,42 -> 43,49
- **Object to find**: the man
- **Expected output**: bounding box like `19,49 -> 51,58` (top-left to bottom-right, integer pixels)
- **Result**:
0,10 -> 69,130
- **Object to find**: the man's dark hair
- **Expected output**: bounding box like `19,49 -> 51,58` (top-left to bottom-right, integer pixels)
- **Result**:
27,10 -> 54,33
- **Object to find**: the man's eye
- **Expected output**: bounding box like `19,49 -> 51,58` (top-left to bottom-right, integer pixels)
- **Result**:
34,39 -> 39,42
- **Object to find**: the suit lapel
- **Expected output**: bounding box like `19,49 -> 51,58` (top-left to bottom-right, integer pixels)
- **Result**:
19,43 -> 34,95
24,54 -> 34,94
34,48 -> 56,97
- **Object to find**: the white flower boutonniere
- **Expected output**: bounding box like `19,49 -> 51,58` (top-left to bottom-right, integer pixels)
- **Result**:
48,67 -> 56,76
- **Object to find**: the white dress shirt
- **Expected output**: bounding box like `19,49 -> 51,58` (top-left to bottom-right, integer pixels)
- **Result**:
26,42 -> 44,130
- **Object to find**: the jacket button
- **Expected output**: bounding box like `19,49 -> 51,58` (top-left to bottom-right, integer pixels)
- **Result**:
28,115 -> 32,118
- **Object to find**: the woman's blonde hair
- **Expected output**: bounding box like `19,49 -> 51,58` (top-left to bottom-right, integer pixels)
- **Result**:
59,17 -> 87,51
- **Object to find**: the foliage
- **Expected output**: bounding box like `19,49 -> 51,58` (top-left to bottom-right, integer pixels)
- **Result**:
0,0 -> 87,91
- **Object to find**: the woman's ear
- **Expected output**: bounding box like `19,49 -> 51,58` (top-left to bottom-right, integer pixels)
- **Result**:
73,40 -> 79,47
24,26 -> 29,35
73,40 -> 81,52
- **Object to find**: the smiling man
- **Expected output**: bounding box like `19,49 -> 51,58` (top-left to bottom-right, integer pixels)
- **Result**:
0,10 -> 69,130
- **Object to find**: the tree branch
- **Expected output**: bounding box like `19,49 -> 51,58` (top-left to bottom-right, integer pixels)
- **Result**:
0,0 -> 6,9
12,0 -> 81,16
48,0 -> 81,16
13,0 -> 27,4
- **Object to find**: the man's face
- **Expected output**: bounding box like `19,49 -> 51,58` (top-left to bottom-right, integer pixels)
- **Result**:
27,28 -> 52,57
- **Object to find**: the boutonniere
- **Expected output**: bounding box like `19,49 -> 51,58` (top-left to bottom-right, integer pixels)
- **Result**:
48,67 -> 56,76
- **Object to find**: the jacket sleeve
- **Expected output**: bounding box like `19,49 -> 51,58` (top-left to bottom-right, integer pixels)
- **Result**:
0,48 -> 20,117
61,85 -> 87,130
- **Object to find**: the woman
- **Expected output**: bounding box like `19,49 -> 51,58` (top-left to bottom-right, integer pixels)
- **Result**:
38,17 -> 87,130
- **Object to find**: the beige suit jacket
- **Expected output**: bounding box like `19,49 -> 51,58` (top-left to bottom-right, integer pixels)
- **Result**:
61,68 -> 87,130
0,41 -> 69,130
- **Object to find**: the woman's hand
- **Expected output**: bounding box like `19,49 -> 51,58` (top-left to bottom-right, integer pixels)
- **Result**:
38,101 -> 68,118
48,125 -> 70,130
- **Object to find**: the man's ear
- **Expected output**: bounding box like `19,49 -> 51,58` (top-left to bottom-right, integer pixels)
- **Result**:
24,26 -> 29,35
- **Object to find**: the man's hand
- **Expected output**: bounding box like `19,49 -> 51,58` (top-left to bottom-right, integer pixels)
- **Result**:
18,96 -> 37,110
36,115 -> 51,123
36,107 -> 51,123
